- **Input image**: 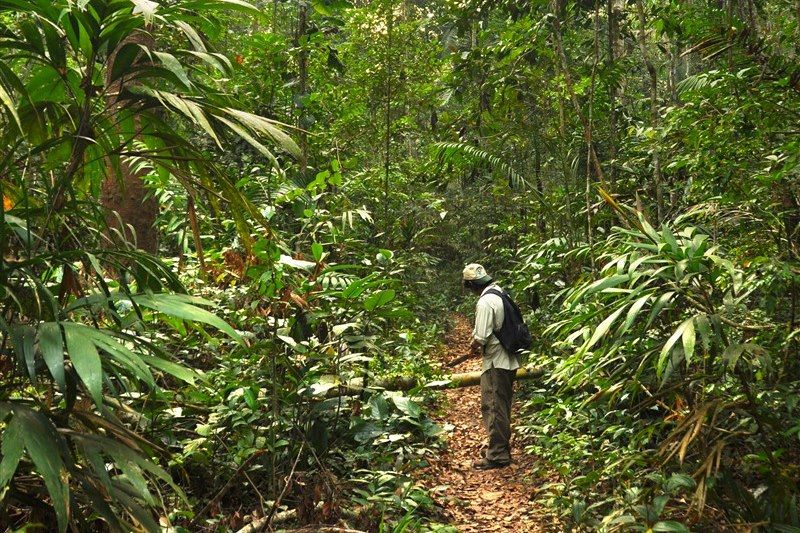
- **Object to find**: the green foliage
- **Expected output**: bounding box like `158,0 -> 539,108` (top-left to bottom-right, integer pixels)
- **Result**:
518,208 -> 799,528
3,0 -> 800,529
0,0 -> 299,529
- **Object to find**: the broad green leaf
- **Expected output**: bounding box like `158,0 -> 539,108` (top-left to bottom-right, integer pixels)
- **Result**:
585,304 -> 627,351
154,51 -> 192,89
75,15 -> 93,57
665,473 -> 696,492
657,317 -> 693,379
174,20 -> 206,52
25,65 -> 66,103
0,80 -> 22,132
619,294 -> 651,336
368,394 -> 390,420
243,387 -> 259,410
722,343 -> 746,370
312,242 -> 324,262
645,291 -> 675,331
38,322 -> 66,391
695,314 -> 712,352
220,108 -> 301,157
392,396 -> 421,418
311,0 -> 352,16
424,379 -> 452,388
139,354 -> 198,384
80,327 -> 155,388
108,42 -> 142,86
213,114 -> 279,167
662,225 -> 680,253
364,289 -> 396,311
682,317 -> 696,367
0,414 -> 24,488
639,214 -> 660,242
278,254 -> 316,270
80,442 -> 112,493
572,274 -> 630,307
653,495 -> 669,516
14,407 -> 69,532
332,322 -> 358,335
153,90 -> 221,147
628,254 -> 660,273
277,334 -> 296,347
11,325 -> 36,383
64,324 -> 103,407
131,293 -> 242,342
182,50 -> 230,73
182,0 -> 260,14
101,435 -> 188,507
342,279 -> 366,299
114,454 -> 154,505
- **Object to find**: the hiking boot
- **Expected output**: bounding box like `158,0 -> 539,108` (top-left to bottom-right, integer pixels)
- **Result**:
472,458 -> 509,470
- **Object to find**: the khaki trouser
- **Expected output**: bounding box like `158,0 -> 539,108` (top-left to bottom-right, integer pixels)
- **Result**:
480,367 -> 515,463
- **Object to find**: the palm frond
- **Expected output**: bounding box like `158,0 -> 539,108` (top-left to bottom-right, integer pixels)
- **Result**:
430,141 -> 530,190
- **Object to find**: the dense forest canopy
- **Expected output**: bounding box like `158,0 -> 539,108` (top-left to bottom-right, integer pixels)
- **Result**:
1,0 -> 799,530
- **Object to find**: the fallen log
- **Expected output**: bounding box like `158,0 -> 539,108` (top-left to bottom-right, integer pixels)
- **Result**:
321,366 -> 545,398
236,503 -> 353,533
235,507 -> 301,533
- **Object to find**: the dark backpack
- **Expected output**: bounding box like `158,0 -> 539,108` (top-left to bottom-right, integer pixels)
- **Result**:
485,288 -> 532,355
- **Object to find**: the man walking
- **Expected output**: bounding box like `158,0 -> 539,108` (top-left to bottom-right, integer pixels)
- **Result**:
462,263 -> 520,470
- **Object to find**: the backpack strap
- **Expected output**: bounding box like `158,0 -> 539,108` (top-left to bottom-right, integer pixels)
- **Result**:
484,288 -> 505,299
483,288 -> 507,336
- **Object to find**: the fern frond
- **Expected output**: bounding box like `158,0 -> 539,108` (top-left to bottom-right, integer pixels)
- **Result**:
430,141 -> 530,190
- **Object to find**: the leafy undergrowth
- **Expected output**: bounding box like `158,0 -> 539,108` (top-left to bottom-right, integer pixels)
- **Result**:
510,213 -> 800,531
154,252 -> 462,532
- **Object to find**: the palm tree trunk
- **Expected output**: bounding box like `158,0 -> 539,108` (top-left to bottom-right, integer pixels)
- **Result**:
100,30 -> 159,253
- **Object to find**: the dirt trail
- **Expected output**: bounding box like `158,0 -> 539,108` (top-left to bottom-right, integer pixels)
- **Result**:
419,314 -> 553,532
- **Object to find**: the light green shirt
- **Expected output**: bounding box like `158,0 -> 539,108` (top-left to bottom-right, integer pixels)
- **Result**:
472,283 -> 520,373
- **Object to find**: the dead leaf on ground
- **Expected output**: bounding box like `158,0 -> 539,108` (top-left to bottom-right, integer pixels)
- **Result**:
481,490 -> 504,501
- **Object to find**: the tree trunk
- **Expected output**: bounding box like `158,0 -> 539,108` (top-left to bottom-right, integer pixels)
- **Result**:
295,1 -> 309,178
634,0 -> 664,223
383,0 -> 393,224
607,0 -> 619,187
100,30 -> 159,253
534,137 -> 546,236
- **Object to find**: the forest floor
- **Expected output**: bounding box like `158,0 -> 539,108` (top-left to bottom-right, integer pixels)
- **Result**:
418,314 -> 557,532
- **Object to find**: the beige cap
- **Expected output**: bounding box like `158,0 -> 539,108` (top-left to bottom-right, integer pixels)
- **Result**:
462,263 -> 491,282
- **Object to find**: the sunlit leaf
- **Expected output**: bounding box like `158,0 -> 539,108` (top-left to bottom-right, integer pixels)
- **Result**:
584,304 -> 627,351
364,289 -> 396,311
38,322 -> 66,391
64,324 -> 103,407
657,317 -> 694,379
131,293 -> 242,342
682,317 -> 696,367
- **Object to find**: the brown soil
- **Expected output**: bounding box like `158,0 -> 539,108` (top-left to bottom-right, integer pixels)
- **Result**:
419,314 -> 557,532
